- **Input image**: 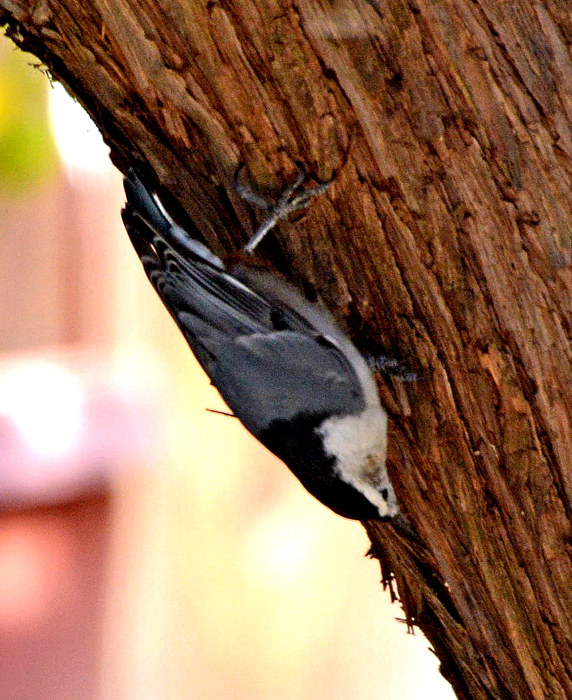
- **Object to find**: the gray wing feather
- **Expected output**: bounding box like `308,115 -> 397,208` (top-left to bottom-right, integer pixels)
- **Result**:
212,331 -> 364,435
123,170 -> 365,426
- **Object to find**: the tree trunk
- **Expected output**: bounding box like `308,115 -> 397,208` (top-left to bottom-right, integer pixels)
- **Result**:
3,1 -> 572,697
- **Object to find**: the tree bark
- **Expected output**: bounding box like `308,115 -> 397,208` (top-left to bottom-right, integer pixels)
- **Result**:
3,1 -> 572,698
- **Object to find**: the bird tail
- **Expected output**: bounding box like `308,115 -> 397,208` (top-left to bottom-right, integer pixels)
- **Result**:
122,168 -> 172,237
122,168 -> 224,269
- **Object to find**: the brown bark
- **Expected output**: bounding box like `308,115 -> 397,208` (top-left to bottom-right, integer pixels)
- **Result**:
3,1 -> 572,698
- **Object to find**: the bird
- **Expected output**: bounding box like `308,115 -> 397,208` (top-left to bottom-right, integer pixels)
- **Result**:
121,166 -> 401,521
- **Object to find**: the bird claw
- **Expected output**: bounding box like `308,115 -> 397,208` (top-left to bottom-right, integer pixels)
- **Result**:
235,162 -> 333,253
364,354 -> 420,381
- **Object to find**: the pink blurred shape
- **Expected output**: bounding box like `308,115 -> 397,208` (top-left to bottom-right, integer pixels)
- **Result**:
0,348 -> 162,506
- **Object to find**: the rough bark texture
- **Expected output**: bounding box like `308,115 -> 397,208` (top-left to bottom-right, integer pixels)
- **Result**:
3,1 -> 572,698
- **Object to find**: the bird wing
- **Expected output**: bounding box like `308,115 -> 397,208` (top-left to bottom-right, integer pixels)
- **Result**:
122,170 -> 365,429
209,330 -> 365,435
122,171 -> 276,369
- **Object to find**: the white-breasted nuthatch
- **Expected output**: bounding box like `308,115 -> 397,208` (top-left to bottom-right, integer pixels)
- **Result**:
121,168 -> 401,520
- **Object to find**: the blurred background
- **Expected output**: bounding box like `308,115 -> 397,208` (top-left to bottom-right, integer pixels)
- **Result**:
0,33 -> 455,700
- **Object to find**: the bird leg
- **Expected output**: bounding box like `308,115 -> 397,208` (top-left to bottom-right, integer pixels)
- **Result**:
235,163 -> 333,254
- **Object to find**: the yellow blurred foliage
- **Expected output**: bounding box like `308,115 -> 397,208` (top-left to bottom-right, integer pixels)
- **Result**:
0,34 -> 57,195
